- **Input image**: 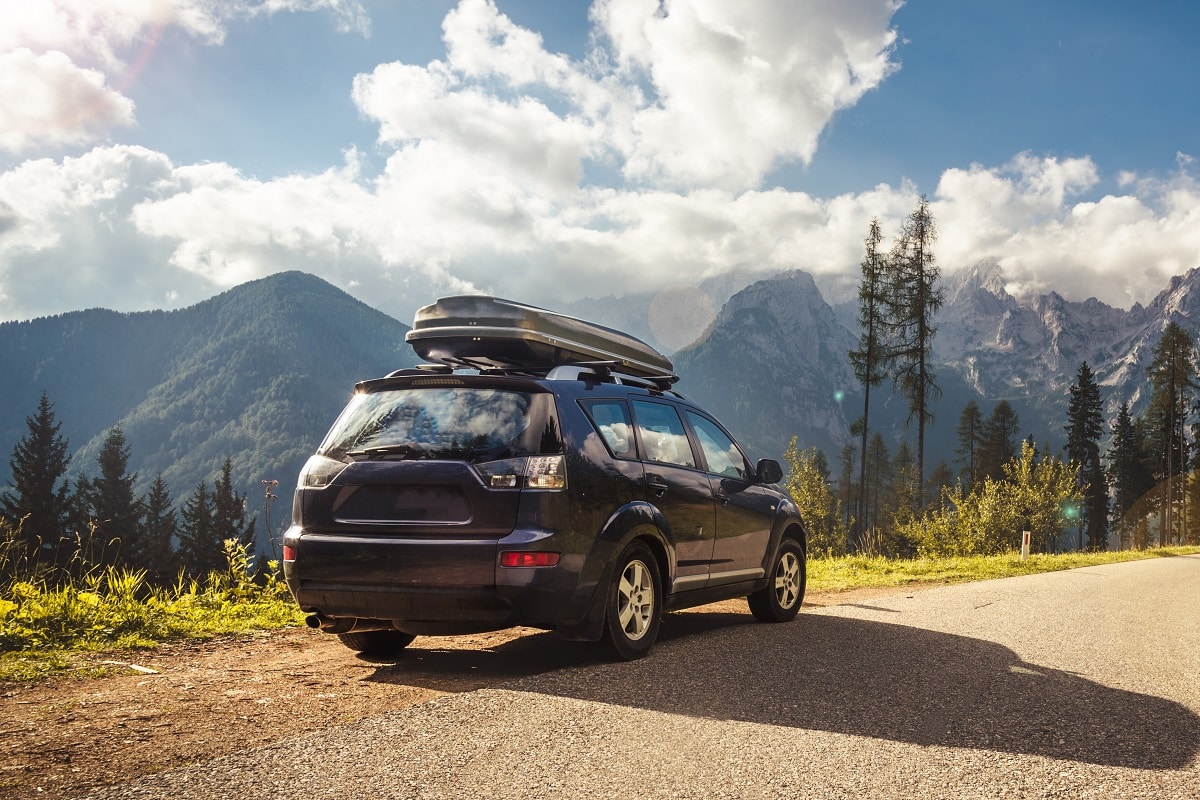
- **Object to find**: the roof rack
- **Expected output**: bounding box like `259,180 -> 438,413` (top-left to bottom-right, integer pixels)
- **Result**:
544,361 -> 678,390
384,364 -> 454,378
382,358 -> 681,393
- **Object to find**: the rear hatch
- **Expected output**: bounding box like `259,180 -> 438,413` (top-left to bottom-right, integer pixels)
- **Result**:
293,376 -> 564,587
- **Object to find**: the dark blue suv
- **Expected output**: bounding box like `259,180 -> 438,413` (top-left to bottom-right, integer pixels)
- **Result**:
282,297 -> 807,659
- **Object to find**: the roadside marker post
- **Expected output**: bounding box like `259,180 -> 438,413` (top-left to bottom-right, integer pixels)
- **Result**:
1021,530 -> 1031,561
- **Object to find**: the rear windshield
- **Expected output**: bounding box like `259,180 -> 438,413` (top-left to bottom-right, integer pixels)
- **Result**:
319,388 -> 562,463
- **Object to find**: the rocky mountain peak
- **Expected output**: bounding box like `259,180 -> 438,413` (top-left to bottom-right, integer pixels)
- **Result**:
944,261 -> 1013,303
1146,266 -> 1200,323
672,269 -> 855,459
710,270 -> 826,338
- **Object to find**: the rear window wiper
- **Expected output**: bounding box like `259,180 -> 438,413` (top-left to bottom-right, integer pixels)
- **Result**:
345,444 -> 424,460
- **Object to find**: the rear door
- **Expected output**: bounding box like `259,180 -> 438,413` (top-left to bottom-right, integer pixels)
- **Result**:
630,399 -> 715,590
575,396 -> 647,513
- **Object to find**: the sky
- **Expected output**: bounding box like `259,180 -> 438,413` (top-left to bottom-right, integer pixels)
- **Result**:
1,0 -> 1199,327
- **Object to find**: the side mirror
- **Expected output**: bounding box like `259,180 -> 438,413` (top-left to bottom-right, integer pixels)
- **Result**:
756,458 -> 783,484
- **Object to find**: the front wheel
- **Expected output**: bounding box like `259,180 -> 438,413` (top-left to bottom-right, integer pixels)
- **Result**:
748,538 -> 805,622
336,629 -> 416,657
603,541 -> 662,660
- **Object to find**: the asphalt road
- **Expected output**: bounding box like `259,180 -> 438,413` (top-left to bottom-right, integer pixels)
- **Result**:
82,555 -> 1200,799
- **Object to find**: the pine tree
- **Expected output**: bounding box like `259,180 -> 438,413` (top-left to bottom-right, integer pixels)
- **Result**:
979,401 -> 1021,482
888,440 -> 921,525
178,481 -> 220,576
1145,322 -> 1198,545
140,473 -> 178,582
864,432 -> 892,547
1,392 -> 70,561
955,401 -> 984,490
1108,402 -> 1153,549
836,443 -> 857,532
1064,363 -> 1108,550
925,460 -> 954,509
850,217 -> 890,535
212,457 -> 256,552
91,424 -> 144,567
1185,471 -> 1200,546
884,197 -> 943,502
61,473 -> 105,573
62,473 -> 94,538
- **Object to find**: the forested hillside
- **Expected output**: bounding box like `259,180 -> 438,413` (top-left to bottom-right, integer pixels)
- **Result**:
0,271 -> 418,503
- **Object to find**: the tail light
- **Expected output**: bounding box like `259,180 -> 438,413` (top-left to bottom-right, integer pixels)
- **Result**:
298,454 -> 347,488
474,455 -> 566,490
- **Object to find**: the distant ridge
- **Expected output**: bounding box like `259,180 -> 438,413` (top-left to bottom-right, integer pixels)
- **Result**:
0,270 -> 418,505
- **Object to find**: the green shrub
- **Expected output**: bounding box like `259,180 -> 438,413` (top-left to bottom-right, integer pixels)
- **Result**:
0,539 -> 304,665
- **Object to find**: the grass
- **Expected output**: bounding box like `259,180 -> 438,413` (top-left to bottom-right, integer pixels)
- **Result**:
0,541 -> 306,682
0,584 -> 305,681
808,545 -> 1200,593
3,543 -> 1198,682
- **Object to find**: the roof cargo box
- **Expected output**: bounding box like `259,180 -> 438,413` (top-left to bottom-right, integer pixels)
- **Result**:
406,295 -> 677,382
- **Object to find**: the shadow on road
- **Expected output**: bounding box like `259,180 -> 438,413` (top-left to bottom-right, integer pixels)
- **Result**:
366,608 -> 1199,769
359,609 -> 754,688
524,612 -> 1200,770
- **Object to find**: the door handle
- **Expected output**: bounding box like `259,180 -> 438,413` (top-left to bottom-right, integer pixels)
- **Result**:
647,475 -> 669,497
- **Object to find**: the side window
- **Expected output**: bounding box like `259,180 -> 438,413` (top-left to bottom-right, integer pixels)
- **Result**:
632,400 -> 696,468
686,412 -> 751,481
581,399 -> 636,458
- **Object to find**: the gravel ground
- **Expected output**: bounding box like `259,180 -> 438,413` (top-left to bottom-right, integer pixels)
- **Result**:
76,555 -> 1200,800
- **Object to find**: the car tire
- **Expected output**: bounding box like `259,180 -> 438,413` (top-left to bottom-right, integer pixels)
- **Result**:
602,541 -> 662,660
748,538 -> 805,623
336,629 -> 416,656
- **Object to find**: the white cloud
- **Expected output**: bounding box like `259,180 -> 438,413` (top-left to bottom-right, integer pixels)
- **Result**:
4,143 -> 1199,328
442,0 -> 575,88
353,62 -> 594,196
0,1 -> 226,71
356,0 -> 903,193
934,154 -> 1200,307
0,0 -> 368,154
246,1 -> 370,36
130,151 -> 388,289
591,0 -> 903,189
2,0 -> 1199,329
0,145 -> 204,318
0,48 -> 135,151
333,0 -> 910,304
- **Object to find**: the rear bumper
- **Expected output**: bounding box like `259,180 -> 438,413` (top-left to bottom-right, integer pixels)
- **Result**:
291,583 -> 514,635
282,525 -> 596,636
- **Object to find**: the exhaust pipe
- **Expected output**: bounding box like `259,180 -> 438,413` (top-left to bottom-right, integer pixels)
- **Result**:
305,613 -> 395,634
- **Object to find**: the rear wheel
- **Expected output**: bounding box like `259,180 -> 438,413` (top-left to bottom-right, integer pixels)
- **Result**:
748,538 -> 805,622
603,541 -> 662,660
336,629 -> 416,656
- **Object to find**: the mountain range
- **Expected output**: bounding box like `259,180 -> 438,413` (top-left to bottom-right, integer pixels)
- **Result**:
693,262 -> 1200,464
0,271 -> 417,513
2,263 -> 1197,518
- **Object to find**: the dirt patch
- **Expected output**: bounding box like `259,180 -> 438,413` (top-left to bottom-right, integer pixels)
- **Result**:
0,588 -> 925,799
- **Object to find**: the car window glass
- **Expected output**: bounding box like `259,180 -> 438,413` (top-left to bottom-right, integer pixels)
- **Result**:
320,388 -> 560,463
582,400 -> 635,458
632,401 -> 695,468
686,412 -> 750,480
